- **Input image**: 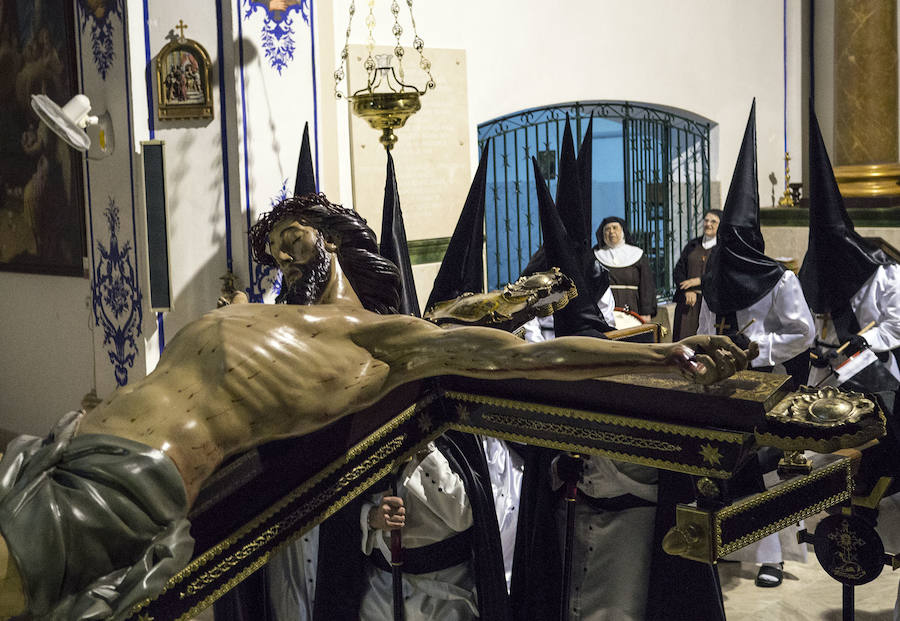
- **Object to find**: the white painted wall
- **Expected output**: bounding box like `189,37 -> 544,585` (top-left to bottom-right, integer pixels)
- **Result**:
332,0 -> 805,213
0,273 -> 93,435
139,1 -> 236,356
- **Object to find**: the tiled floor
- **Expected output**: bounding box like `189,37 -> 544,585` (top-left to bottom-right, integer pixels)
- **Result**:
721,551 -> 898,620
190,562 -> 898,621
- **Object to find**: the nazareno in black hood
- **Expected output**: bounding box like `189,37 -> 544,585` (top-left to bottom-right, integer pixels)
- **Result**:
703,99 -> 784,315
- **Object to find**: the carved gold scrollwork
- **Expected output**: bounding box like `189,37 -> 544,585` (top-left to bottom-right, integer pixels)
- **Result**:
769,386 -> 875,427
425,268 -> 576,328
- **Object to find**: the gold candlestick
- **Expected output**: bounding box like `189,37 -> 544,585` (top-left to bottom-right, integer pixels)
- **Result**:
777,152 -> 794,207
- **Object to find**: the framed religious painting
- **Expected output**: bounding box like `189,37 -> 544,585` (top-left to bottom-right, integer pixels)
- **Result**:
156,27 -> 213,121
0,0 -> 87,276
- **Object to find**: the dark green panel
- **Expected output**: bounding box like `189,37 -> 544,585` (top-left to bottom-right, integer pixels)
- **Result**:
408,237 -> 451,265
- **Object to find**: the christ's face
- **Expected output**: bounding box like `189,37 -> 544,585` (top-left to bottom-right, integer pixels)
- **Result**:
268,219 -> 321,278
268,218 -> 332,304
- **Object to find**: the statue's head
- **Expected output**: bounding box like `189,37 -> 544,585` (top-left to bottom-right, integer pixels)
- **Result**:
250,193 -> 401,314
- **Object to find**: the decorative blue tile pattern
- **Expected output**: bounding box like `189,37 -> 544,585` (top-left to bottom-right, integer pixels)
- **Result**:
242,0 -> 310,75
247,180 -> 289,302
75,0 -> 124,80
92,198 -> 143,386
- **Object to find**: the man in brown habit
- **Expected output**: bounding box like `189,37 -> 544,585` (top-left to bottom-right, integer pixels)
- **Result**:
0,194 -> 754,620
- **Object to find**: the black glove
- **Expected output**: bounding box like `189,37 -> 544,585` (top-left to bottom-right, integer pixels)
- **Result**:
555,454 -> 585,484
843,334 -> 869,356
810,347 -> 836,369
728,332 -> 751,350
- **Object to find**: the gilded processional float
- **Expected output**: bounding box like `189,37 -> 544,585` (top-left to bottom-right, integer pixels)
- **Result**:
123,272 -> 890,621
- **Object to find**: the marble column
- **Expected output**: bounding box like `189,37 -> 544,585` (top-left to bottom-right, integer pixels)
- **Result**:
833,0 -> 900,197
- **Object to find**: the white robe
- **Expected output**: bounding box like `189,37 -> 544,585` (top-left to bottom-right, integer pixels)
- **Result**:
551,455 -> 658,620
359,442 -> 478,620
480,436 -> 524,590
808,264 -> 900,387
524,323 -> 657,619
267,526 -> 319,620
699,269 -> 814,565
699,270 -> 815,369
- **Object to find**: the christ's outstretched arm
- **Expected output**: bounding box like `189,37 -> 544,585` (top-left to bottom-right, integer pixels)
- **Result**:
349,312 -> 756,394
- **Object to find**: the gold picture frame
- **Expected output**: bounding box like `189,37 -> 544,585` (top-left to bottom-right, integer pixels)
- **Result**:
156,35 -> 213,121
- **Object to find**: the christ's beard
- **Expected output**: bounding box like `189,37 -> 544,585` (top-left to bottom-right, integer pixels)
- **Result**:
279,235 -> 332,305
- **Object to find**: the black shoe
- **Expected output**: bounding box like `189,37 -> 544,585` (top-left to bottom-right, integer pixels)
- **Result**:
755,563 -> 783,587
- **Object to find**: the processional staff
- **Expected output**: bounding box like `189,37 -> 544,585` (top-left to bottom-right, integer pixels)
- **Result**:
390,466 -> 405,621
558,453 -> 583,621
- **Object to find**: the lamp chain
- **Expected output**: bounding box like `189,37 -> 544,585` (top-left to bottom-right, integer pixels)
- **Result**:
333,0 -> 356,99
333,0 -> 435,99
364,0 -> 377,77
391,0 -> 405,82
407,0 -> 434,90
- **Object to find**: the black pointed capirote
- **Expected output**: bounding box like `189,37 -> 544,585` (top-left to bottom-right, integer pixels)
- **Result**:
531,156 -> 611,337
556,115 -> 589,254
425,143 -> 490,311
799,99 -> 893,314
703,99 -> 784,315
576,115 -> 594,249
294,122 -> 316,196
379,151 -> 420,316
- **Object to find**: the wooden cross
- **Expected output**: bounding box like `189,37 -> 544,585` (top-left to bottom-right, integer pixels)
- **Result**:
175,20 -> 188,40
715,316 -> 730,334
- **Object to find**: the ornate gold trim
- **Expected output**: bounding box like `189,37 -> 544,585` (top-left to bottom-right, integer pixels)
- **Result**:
480,412 -> 682,452
451,424 -> 733,478
753,424 -> 886,454
714,458 -> 852,556
192,394 -> 434,568
444,391 -> 749,443
834,163 -> 900,197
755,399 -> 886,453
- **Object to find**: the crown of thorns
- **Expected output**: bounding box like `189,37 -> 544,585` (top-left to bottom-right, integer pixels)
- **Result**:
249,193 -> 378,268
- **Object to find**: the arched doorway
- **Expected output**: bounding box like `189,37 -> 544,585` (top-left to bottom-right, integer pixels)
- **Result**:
477,101 -> 713,300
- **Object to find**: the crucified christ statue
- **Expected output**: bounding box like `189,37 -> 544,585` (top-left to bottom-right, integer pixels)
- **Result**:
0,194 -> 755,620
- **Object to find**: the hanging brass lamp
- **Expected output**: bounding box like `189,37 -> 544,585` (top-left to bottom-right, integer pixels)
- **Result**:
334,0 -> 436,150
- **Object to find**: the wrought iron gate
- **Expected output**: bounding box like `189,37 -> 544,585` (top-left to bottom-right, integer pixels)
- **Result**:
477,101 -> 712,300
